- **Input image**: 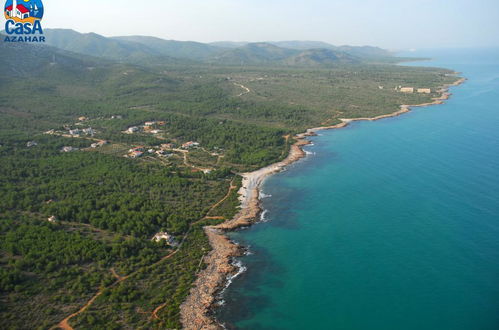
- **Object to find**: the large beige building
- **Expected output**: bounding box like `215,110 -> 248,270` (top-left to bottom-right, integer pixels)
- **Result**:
400,87 -> 414,93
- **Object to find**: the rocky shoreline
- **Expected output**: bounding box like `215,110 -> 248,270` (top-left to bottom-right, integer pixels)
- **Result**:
179,140 -> 309,330
179,76 -> 466,330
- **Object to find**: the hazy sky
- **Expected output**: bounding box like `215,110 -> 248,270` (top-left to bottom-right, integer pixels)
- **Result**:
7,0 -> 499,49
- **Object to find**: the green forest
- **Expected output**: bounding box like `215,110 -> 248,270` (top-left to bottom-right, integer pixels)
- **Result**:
0,40 -> 460,329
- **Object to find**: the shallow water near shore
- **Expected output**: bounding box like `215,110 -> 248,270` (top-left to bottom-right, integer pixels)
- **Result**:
217,48 -> 499,330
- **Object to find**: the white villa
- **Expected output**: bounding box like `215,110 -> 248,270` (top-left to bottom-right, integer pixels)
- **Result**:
82,128 -> 95,135
182,141 -> 200,149
61,146 -> 78,153
152,232 -> 177,246
69,129 -> 81,136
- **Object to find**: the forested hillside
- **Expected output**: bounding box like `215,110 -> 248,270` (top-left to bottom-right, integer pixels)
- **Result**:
41,29 -> 407,67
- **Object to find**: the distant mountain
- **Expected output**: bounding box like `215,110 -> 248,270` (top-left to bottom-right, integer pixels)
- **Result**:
42,29 -> 192,65
209,41 -> 249,49
282,48 -> 359,66
112,36 -> 224,60
0,38 -> 102,77
335,45 -> 393,59
43,29 -> 155,60
207,43 -> 360,67
268,41 -> 337,50
210,41 -> 393,58
208,42 -> 299,65
30,29 -> 398,67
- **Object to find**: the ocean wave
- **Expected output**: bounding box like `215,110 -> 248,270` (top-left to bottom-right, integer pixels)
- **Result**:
221,259 -> 247,293
259,191 -> 272,199
304,150 -> 316,155
260,209 -> 269,222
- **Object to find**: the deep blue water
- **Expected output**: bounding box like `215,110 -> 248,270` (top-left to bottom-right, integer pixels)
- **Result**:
218,48 -> 499,330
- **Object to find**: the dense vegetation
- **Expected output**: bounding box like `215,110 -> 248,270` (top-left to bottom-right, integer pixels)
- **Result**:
0,38 -> 459,329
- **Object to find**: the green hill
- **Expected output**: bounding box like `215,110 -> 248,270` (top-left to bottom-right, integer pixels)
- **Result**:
207,43 -> 362,66
0,39 -> 104,77
269,40 -> 337,50
282,48 -> 359,66
336,45 -> 393,59
43,29 -> 156,59
112,35 -> 225,60
209,41 -> 249,48
36,29 -> 398,67
208,42 -> 299,65
42,29 -> 191,65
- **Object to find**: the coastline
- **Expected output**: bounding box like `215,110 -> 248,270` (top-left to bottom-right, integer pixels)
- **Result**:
179,76 -> 466,330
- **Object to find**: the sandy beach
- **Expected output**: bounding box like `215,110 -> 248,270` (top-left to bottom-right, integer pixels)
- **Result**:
179,76 -> 466,329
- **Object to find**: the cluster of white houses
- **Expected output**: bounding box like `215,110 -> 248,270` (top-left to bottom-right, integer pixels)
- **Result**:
126,145 -> 174,159
398,87 -> 432,94
126,121 -> 167,134
69,127 -> 95,137
44,127 -> 97,138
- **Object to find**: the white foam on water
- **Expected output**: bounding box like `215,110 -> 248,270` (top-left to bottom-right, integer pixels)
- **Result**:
260,209 -> 269,222
221,260 -> 247,294
259,191 -> 272,199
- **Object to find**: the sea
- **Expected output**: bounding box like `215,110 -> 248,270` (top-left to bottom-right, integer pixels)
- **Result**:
217,48 -> 499,330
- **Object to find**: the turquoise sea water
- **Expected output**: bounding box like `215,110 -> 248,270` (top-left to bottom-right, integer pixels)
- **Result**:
218,48 -> 499,330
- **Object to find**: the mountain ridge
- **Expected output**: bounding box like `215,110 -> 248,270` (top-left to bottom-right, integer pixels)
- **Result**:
22,29 -> 399,67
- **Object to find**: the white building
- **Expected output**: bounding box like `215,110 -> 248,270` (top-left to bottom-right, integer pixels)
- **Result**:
400,87 -> 414,93
129,151 -> 143,158
152,232 -> 177,246
69,129 -> 81,136
182,141 -> 200,149
61,146 -> 78,153
127,126 -> 139,133
82,128 -> 95,135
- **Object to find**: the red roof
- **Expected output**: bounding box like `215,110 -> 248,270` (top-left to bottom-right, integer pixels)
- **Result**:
6,4 -> 29,14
